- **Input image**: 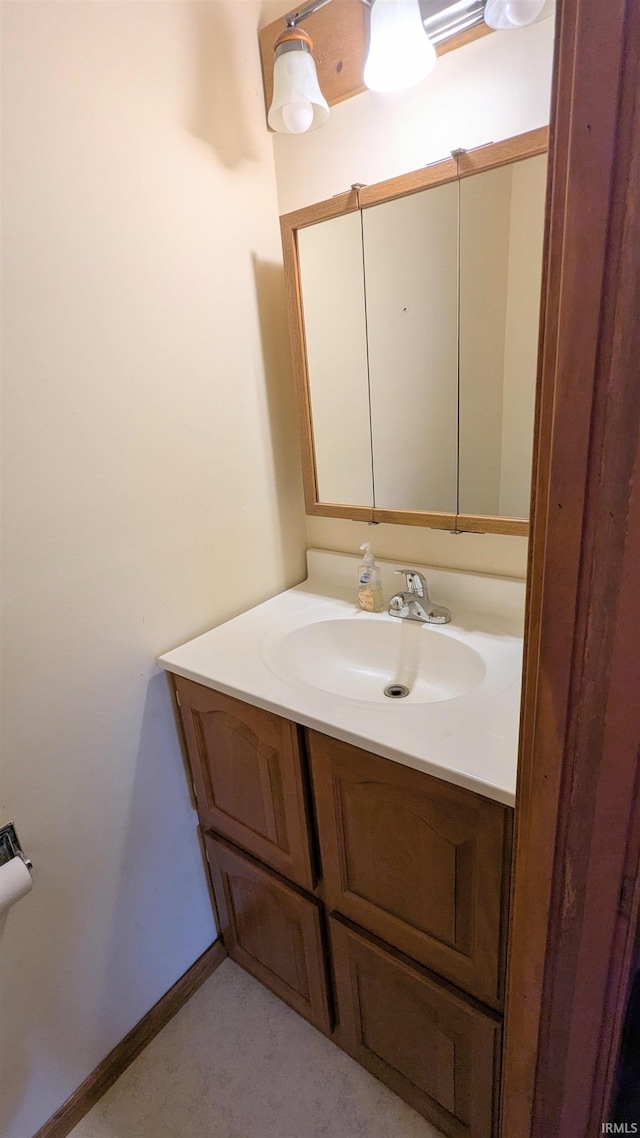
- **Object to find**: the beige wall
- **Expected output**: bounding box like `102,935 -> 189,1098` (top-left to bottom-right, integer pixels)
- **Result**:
272,17 -> 555,578
0,4 -> 306,1136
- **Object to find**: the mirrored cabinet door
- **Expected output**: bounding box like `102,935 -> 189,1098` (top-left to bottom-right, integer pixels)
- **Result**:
362,180 -> 459,513
297,211 -> 372,508
458,153 -> 547,520
282,127 -> 548,534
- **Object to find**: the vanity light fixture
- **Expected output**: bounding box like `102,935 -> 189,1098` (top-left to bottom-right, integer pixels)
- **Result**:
364,0 -> 436,92
484,0 -> 555,29
262,0 -> 495,134
267,0 -> 331,133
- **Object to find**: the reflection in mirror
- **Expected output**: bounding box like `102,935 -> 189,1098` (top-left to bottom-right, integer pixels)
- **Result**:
363,181 -> 459,512
297,212 -> 372,506
458,154 -> 547,518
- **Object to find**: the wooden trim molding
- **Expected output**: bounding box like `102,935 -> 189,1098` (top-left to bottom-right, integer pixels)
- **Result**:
280,189 -> 359,233
34,941 -> 227,1138
456,126 -> 548,179
502,0 -> 640,1134
358,157 -> 458,209
455,514 -> 529,538
308,501 -> 374,522
372,507 -> 456,530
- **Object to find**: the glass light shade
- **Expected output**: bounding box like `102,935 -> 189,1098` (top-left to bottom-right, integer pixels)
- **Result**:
484,0 -> 555,29
268,45 -> 329,134
364,0 -> 436,94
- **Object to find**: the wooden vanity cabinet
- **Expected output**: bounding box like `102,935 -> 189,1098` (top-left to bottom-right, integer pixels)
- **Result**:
173,677 -> 315,890
205,833 -> 332,1035
308,730 -> 511,1009
171,675 -> 512,1138
330,917 -> 500,1138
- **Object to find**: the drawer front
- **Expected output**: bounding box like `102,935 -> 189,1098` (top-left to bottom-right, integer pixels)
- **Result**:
330,916 -> 500,1138
175,678 -> 315,890
206,834 -> 332,1035
309,730 -> 511,1007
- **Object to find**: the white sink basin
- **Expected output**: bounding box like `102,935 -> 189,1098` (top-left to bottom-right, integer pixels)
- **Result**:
268,617 -> 486,704
158,549 -> 526,805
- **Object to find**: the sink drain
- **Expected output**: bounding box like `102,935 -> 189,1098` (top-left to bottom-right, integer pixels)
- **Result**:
383,683 -> 410,699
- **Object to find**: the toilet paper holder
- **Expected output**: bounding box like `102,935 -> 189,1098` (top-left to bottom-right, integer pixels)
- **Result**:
0,822 -> 32,870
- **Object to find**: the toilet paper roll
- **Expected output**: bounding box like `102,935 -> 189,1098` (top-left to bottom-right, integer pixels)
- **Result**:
0,856 -> 33,916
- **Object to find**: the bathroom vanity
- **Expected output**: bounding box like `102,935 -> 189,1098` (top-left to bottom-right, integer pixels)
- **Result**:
159,551 -> 524,1138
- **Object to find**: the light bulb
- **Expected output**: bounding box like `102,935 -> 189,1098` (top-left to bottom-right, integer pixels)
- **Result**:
268,29 -> 329,134
282,98 -> 314,134
485,0 -> 553,30
504,0 -> 545,24
364,0 -> 436,94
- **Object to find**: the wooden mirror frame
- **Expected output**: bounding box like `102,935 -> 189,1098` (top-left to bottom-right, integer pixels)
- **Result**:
280,125 -> 548,537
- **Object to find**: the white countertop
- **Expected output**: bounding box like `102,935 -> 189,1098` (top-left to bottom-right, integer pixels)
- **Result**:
158,550 -> 525,807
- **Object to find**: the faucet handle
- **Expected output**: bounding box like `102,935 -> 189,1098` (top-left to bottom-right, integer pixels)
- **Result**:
394,569 -> 427,598
388,594 -> 405,615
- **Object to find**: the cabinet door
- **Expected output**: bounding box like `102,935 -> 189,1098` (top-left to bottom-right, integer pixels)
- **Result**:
206,834 -> 332,1035
330,917 -> 500,1138
175,678 -> 315,890
309,731 -> 511,1007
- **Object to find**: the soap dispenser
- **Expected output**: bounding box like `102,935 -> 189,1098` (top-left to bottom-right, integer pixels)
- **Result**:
357,543 -> 384,613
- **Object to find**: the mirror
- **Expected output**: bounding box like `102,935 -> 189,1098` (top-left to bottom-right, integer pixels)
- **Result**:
281,128 -> 548,535
297,212 -> 371,507
458,153 -> 547,520
363,181 -> 459,513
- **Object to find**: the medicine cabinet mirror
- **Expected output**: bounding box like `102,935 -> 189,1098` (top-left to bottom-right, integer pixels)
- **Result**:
281,127 -> 548,535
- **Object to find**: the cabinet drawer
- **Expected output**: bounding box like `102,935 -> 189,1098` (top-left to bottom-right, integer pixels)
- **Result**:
206,834 -> 332,1035
175,678 -> 315,890
330,916 -> 500,1138
309,731 -> 511,1007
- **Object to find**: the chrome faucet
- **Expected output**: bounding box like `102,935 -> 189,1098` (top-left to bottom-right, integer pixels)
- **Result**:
388,569 -> 451,625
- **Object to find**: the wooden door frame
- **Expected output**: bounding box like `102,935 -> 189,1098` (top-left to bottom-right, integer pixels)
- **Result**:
502,1 -> 640,1135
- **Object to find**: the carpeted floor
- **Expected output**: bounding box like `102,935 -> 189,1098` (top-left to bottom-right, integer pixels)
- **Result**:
68,958 -> 444,1138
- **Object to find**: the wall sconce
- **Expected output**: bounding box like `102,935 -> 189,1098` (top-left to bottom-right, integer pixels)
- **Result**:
268,24 -> 330,132
268,0 -> 332,133
266,0 -> 439,132
259,0 -> 496,134
484,0 -> 555,29
363,0 -> 436,93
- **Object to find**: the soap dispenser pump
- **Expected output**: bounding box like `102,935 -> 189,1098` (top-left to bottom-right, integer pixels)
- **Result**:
357,543 -> 384,613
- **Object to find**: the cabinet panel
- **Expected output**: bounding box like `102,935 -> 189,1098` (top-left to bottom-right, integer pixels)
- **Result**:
309,730 -> 510,1007
330,917 -> 499,1138
175,678 -> 315,890
206,834 -> 332,1035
